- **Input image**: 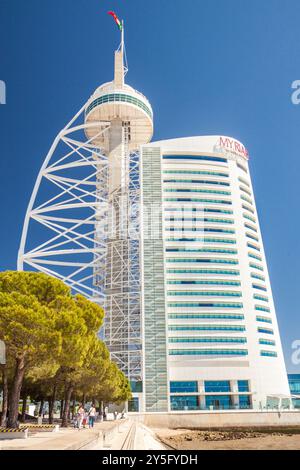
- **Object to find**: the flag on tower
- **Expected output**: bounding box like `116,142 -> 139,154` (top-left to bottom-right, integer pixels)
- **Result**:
108,11 -> 122,31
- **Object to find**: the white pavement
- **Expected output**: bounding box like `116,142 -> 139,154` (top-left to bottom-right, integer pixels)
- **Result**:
91,420 -> 166,450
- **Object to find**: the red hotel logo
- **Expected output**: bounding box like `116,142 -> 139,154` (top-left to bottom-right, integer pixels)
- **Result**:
218,136 -> 248,159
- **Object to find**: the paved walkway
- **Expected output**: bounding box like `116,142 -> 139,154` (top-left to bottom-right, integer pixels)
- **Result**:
0,419 -> 167,450
90,421 -> 167,450
0,421 -> 120,451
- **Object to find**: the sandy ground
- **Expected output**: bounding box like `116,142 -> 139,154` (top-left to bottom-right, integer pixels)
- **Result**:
154,428 -> 300,450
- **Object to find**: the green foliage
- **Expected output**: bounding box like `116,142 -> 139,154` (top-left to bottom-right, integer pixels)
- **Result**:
0,271 -> 132,427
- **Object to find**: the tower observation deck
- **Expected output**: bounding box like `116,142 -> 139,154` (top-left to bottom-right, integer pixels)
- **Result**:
85,30 -> 153,381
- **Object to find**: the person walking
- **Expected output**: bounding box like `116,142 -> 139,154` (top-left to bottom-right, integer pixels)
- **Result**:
77,404 -> 85,430
88,404 -> 96,428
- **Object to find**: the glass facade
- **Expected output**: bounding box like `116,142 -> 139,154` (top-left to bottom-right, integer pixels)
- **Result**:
86,92 -> 153,118
288,374 -> 300,408
206,395 -> 232,410
238,380 -> 249,392
170,381 -> 198,393
128,397 -> 139,412
141,142 -> 288,413
168,380 -> 252,410
239,395 -> 251,409
205,381 -> 231,393
170,395 -> 199,411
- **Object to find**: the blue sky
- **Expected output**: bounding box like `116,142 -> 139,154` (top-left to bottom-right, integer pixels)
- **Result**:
0,0 -> 299,372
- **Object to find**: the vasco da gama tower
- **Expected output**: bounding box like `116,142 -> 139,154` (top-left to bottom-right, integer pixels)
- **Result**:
18,19 -> 290,413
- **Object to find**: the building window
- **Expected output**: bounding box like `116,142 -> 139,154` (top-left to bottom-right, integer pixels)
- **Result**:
170,395 -> 199,411
260,350 -> 277,357
166,248 -> 237,253
167,280 -> 241,286
258,327 -> 274,335
239,395 -> 252,409
130,381 -> 143,393
169,325 -> 246,332
128,397 -> 139,412
168,313 -> 245,320
164,188 -> 231,196
164,198 -> 232,205
167,291 -> 242,297
164,179 -> 230,187
166,237 -> 237,244
259,339 -> 276,346
170,381 -> 198,393
252,284 -> 267,292
247,242 -> 260,252
164,170 -> 229,177
256,316 -> 272,324
248,252 -> 262,261
205,395 -> 232,410
254,294 -> 268,302
167,269 -> 240,275
163,155 -> 227,163
242,204 -> 254,214
243,213 -> 256,223
166,258 -> 238,264
169,349 -> 248,356
288,374 -> 300,394
205,381 -> 231,393
250,262 -> 264,272
165,207 -> 233,215
238,380 -> 249,392
168,302 -> 243,308
169,337 -> 247,344
255,306 -> 270,314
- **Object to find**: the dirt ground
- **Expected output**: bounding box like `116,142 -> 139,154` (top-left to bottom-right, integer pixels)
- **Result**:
154,427 -> 300,450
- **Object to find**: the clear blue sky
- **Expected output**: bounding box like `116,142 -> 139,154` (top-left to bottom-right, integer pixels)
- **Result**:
0,0 -> 299,372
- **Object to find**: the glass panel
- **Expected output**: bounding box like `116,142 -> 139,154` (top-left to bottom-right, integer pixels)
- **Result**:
205,381 -> 231,393
205,395 -> 232,409
170,381 -> 198,393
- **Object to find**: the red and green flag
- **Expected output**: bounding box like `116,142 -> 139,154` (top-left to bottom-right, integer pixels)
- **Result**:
108,11 -> 122,31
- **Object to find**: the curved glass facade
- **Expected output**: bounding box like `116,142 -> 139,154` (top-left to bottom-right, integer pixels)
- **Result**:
141,140 -> 289,413
86,92 -> 153,118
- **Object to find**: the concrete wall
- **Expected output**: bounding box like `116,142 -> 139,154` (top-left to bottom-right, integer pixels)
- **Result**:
129,411 -> 300,429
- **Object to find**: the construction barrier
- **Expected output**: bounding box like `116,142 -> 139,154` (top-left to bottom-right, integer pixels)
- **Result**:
0,427 -> 28,440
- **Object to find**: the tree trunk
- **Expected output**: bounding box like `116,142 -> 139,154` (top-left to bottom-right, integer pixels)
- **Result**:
7,355 -> 26,428
0,365 -> 8,427
60,399 -> 64,419
71,398 -> 76,420
38,399 -> 44,417
48,384 -> 57,424
61,384 -> 73,427
82,393 -> 86,407
20,395 -> 27,423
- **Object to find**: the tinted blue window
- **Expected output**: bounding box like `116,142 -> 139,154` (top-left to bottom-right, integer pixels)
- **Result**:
170,381 -> 198,393
205,381 -> 231,393
258,327 -> 274,335
170,395 -> 199,411
238,380 -> 249,392
169,349 -> 248,356
163,155 -> 227,163
205,395 -> 232,409
288,375 -> 300,395
239,395 -> 251,409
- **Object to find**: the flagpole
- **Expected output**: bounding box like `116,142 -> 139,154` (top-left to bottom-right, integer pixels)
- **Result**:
121,20 -> 124,56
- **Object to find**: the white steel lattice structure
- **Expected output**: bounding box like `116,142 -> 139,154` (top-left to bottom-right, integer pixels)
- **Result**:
18,25 -> 153,383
